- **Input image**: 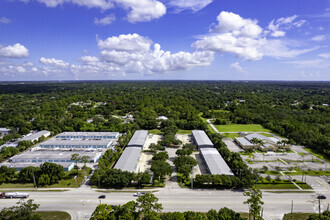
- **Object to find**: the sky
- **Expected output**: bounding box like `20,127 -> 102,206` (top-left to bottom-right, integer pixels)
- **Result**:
0,0 -> 330,81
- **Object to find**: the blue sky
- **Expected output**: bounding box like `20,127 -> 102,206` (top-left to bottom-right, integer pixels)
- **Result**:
0,0 -> 329,81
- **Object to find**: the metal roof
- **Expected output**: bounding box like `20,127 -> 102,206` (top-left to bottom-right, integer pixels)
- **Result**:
56,132 -> 119,138
114,147 -> 141,172
40,138 -> 112,146
20,130 -> 50,141
0,128 -> 10,132
127,130 -> 148,147
200,148 -> 234,176
10,150 -> 101,161
1,162 -> 74,169
192,130 -> 213,147
235,137 -> 254,146
245,133 -> 270,142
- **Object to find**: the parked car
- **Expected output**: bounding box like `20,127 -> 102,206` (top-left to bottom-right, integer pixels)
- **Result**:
98,195 -> 106,199
133,192 -> 145,197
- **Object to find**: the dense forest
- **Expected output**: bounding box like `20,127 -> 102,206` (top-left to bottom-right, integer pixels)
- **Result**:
0,81 -> 329,159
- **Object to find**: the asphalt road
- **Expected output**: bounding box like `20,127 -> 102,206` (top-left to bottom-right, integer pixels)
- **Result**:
1,187 -> 329,220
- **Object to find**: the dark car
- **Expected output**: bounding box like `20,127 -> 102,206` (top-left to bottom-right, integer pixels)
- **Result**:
317,195 -> 326,200
98,195 -> 106,199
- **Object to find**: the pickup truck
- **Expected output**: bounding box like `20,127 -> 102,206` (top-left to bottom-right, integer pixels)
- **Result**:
0,192 -> 29,199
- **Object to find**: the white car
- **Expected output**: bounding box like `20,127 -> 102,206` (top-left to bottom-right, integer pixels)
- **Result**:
133,192 -> 145,197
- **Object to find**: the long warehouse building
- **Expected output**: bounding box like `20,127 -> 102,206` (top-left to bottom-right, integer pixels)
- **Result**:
192,130 -> 233,175
113,147 -> 142,172
114,130 -> 148,172
192,130 -> 214,148
40,131 -> 119,149
200,148 -> 234,175
10,149 -> 102,163
127,130 -> 148,148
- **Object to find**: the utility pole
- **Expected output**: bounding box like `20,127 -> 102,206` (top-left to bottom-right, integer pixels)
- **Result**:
32,172 -> 37,188
291,200 -> 293,220
318,198 -> 321,219
191,172 -> 193,189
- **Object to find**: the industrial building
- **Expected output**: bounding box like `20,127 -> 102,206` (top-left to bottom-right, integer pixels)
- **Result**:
235,137 -> 255,150
113,147 -> 142,172
192,130 -> 214,148
39,131 -> 119,149
20,130 -> 51,142
114,130 -> 148,172
235,133 -> 281,151
1,162 -> 74,171
192,130 -> 233,176
40,139 -> 112,149
127,130 -> 148,148
0,128 -> 10,135
56,132 -> 119,139
10,149 -> 102,163
200,148 -> 234,175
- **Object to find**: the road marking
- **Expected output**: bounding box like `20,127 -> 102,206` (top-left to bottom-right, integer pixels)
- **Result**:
315,180 -> 327,188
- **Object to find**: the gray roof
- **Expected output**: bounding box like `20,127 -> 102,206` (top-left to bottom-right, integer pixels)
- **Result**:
0,128 -> 10,132
40,138 -> 112,146
20,130 -> 50,141
56,132 -> 119,138
235,137 -> 254,146
114,147 -> 141,172
10,150 -> 100,161
200,148 -> 234,175
192,130 -> 213,147
1,162 -> 74,169
245,133 -> 270,142
127,130 -> 148,147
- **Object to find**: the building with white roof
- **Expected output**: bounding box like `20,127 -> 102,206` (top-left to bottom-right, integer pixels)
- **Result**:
192,130 -> 214,149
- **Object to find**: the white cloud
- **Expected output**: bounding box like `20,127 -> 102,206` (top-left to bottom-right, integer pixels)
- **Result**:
193,11 -> 314,61
0,17 -> 11,24
230,62 -> 246,73
0,43 -> 29,58
94,14 -> 115,25
98,33 -> 152,52
40,57 -> 69,68
30,0 -> 113,9
16,66 -> 26,73
285,59 -> 330,68
96,34 -> 214,74
114,0 -> 166,23
22,0 -> 166,23
318,53 -> 330,59
167,0 -> 213,13
267,15 -> 305,37
311,35 -> 326,41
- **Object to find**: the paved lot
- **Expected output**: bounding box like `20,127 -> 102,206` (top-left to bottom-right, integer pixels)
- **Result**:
143,134 -> 162,150
223,138 -> 243,153
175,134 -> 192,145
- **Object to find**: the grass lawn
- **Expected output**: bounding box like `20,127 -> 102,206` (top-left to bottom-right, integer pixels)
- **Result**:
0,183 -> 34,188
304,148 -> 330,163
148,129 -> 164,135
222,133 -> 239,140
256,183 -> 300,189
214,124 -> 272,132
198,112 -> 217,134
239,213 -> 250,219
282,213 -> 314,220
34,211 -> 71,220
177,130 -> 192,135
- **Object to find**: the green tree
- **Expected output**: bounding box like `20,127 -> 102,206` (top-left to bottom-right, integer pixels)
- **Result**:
136,193 -> 163,218
0,199 -> 42,220
152,152 -> 169,161
243,187 -> 264,220
150,160 -> 173,179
